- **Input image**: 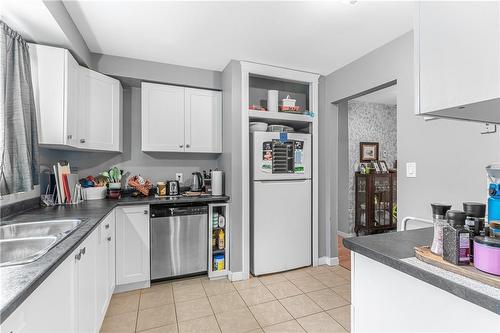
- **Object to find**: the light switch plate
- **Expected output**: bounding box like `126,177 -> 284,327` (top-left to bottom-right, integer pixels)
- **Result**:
176,173 -> 183,183
406,162 -> 417,178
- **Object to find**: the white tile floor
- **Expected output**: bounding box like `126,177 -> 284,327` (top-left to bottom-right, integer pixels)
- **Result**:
101,265 -> 351,333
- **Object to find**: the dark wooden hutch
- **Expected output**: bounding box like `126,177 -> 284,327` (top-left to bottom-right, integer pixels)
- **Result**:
354,172 -> 397,236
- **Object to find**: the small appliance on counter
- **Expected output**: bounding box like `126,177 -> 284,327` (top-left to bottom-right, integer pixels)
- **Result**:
166,180 -> 180,196
191,172 -> 203,192
486,164 -> 500,221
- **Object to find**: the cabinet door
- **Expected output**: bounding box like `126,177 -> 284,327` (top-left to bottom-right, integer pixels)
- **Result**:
141,83 -> 185,152
116,205 -> 150,285
29,44 -> 79,147
416,2 -> 500,114
65,51 -> 80,147
184,88 -> 222,153
0,251 -> 77,333
76,231 -> 97,333
78,67 -> 122,151
95,214 -> 113,328
107,210 -> 116,295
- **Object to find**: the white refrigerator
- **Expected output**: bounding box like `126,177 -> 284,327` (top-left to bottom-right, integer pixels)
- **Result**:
250,132 -> 312,276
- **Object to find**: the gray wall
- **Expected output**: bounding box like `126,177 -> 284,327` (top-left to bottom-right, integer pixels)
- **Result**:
321,32 -> 500,260
337,101 -> 349,236
40,88 -> 219,186
92,54 -> 222,91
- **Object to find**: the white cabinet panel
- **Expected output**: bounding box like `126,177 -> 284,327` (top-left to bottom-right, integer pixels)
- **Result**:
107,211 -> 116,295
416,2 -> 500,119
185,88 -> 222,153
141,83 -> 185,152
78,67 -> 123,152
141,83 -> 222,153
76,231 -> 97,333
95,211 -> 114,328
0,251 -> 76,333
116,205 -> 150,285
29,43 -> 79,147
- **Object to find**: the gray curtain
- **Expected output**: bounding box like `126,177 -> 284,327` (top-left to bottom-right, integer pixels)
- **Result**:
0,21 -> 39,195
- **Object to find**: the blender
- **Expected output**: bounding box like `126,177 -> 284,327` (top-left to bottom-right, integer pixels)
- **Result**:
486,164 -> 500,221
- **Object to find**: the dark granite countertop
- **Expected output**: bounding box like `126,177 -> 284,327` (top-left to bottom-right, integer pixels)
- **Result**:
343,228 -> 500,314
0,195 -> 229,323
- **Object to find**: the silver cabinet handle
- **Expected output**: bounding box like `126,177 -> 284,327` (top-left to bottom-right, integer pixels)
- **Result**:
186,144 -> 190,148
144,210 -> 148,215
105,224 -> 110,229
67,134 -> 73,140
80,138 -> 86,143
179,144 -> 183,148
81,247 -> 86,255
107,236 -> 112,241
75,252 -> 81,260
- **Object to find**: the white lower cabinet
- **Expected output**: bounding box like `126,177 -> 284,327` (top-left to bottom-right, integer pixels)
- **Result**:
116,205 -> 150,287
95,211 -> 115,329
0,249 -> 77,332
0,211 -> 116,333
75,230 -> 97,333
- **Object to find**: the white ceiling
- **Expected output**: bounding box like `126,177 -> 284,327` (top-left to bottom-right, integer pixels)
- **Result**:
1,0 -> 67,46
352,84 -> 397,105
63,1 -> 414,75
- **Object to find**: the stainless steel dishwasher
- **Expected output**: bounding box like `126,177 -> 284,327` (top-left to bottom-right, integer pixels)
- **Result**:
150,204 -> 208,281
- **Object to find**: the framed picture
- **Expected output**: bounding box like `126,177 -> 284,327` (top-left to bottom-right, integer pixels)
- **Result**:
360,142 -> 379,162
379,160 -> 389,173
372,161 -> 381,173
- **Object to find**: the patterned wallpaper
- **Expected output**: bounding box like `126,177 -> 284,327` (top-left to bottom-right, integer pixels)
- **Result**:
347,100 -> 397,233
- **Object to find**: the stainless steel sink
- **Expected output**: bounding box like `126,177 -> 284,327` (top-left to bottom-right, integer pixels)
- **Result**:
0,219 -> 83,267
0,219 -> 82,240
0,236 -> 58,267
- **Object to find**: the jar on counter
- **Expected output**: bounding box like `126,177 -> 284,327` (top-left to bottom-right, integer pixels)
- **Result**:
430,203 -> 452,255
443,210 -> 470,265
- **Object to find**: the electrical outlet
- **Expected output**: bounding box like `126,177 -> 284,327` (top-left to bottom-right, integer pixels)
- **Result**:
176,173 -> 183,183
406,162 -> 417,178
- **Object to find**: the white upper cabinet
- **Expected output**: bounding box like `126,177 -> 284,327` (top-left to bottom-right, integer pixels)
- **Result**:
141,82 -> 185,152
141,82 -> 222,153
29,43 -> 80,147
78,67 -> 123,152
415,2 -> 500,123
184,88 -> 222,153
29,43 -> 123,151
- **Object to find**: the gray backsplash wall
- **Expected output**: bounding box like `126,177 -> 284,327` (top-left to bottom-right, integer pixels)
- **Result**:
346,100 -> 397,234
40,88 -> 219,187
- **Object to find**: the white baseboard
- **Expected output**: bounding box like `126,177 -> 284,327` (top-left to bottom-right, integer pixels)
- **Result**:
337,230 -> 355,238
318,256 -> 339,266
114,280 -> 150,293
228,271 -> 244,281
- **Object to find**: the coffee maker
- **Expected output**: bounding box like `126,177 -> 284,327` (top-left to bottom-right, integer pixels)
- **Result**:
486,164 -> 500,221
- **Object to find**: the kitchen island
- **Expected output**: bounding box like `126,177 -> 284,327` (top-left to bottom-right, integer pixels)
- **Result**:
344,228 -> 500,333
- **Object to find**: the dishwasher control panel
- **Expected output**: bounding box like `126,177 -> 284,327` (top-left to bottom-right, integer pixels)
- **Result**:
150,204 -> 208,218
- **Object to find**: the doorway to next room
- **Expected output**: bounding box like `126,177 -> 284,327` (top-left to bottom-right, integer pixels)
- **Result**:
336,83 -> 398,270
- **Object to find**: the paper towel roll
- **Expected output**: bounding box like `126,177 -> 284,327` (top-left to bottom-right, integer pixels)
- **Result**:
212,170 -> 224,196
267,90 -> 278,112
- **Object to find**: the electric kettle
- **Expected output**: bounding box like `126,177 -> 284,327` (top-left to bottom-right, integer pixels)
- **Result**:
191,172 -> 203,192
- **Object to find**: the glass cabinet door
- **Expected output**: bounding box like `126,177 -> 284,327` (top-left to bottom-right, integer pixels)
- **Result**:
355,175 -> 367,230
373,175 -> 391,226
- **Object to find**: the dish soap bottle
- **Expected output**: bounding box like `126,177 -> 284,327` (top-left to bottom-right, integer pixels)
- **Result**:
218,229 -> 225,250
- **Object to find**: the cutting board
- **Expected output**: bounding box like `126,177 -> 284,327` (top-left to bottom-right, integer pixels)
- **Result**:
414,246 -> 500,288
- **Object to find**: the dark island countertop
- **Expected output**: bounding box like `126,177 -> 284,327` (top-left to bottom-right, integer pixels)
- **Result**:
0,195 -> 229,323
343,228 -> 500,314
